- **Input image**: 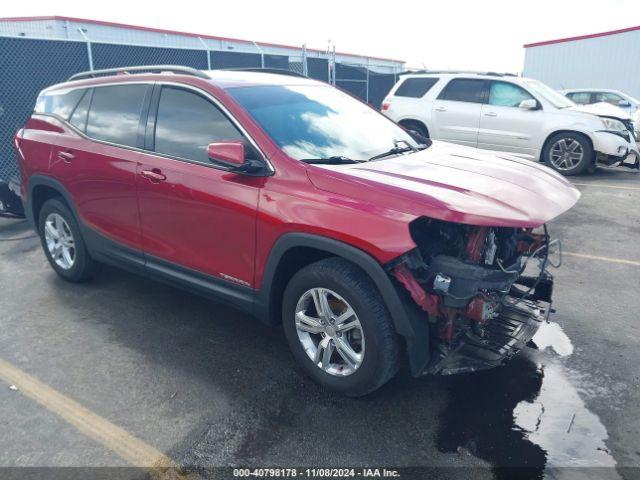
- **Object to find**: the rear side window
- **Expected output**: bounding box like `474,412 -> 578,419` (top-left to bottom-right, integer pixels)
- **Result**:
153,86 -> 246,164
394,78 -> 439,98
69,89 -> 92,132
86,85 -> 147,147
35,89 -> 85,120
438,79 -> 486,103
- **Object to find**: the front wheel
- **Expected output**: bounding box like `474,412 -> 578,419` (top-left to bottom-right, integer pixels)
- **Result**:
282,258 -> 401,396
543,132 -> 593,176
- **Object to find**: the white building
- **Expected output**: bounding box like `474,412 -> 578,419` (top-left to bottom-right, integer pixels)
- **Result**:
0,16 -> 404,73
523,26 -> 640,99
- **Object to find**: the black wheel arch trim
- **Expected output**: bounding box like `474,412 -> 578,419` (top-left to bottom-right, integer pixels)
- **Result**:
257,233 -> 425,339
26,174 -> 79,229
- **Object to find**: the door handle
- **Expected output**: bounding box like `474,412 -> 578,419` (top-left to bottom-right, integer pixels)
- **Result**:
141,169 -> 167,183
435,107 -> 447,112
483,112 -> 497,117
57,150 -> 75,163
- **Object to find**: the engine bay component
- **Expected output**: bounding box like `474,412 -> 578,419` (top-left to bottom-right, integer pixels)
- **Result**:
433,273 -> 451,294
428,254 -> 519,307
389,217 -> 559,376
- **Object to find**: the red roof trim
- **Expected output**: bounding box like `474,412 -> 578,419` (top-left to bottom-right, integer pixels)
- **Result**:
0,15 -> 405,63
524,25 -> 640,48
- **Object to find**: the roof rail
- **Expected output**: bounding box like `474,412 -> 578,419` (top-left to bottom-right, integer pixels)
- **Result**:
68,65 -> 210,81
400,69 -> 519,77
221,67 -> 307,78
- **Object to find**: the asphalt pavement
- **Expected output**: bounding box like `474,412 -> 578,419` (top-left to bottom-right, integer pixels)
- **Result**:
0,167 -> 639,480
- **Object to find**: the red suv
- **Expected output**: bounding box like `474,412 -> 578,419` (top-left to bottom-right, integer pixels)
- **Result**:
16,66 -> 580,396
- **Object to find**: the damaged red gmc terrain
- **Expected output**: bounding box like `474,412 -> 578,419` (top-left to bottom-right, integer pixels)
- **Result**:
16,66 -> 580,396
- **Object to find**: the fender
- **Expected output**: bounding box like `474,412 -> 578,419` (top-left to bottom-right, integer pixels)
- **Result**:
257,232 -> 425,339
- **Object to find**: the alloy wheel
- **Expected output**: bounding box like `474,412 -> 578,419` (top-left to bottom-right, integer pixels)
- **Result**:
294,288 -> 365,376
550,138 -> 584,171
44,213 -> 76,270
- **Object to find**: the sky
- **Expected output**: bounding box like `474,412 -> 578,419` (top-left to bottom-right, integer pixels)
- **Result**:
3,0 -> 640,72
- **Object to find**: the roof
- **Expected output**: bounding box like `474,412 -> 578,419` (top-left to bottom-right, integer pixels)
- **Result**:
45,69 -> 322,93
400,71 -> 520,79
524,25 -> 640,48
0,15 -> 404,64
205,70 -> 320,88
561,88 -> 625,93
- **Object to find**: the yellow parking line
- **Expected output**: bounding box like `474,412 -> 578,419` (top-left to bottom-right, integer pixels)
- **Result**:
0,358 -> 193,478
564,251 -> 640,267
572,183 -> 640,191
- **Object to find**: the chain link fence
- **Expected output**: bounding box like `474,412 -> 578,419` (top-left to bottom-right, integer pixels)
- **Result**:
0,33 -> 402,197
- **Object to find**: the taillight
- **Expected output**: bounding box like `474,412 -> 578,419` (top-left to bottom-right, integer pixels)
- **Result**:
14,129 -> 25,160
14,129 -> 23,151
381,102 -> 390,112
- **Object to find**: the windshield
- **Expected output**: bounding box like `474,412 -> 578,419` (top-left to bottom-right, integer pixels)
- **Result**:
523,79 -> 575,109
228,84 -> 421,161
621,92 -> 640,104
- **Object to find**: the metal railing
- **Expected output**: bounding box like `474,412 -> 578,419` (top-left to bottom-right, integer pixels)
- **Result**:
0,30 -> 402,189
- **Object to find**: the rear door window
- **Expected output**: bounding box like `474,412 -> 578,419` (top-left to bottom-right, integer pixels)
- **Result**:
35,88 -> 85,120
394,78 -> 439,98
437,79 -> 487,103
153,86 -> 248,164
86,84 -> 147,147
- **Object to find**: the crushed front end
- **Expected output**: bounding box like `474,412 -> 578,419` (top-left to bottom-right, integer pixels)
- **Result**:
389,217 -> 559,376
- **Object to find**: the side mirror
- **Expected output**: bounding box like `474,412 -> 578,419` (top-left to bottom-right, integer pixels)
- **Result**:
518,99 -> 539,110
618,99 -> 631,108
207,141 -> 246,169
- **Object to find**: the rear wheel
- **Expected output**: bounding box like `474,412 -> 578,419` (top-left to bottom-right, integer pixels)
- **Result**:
543,132 -> 593,176
38,198 -> 100,282
282,258 -> 400,396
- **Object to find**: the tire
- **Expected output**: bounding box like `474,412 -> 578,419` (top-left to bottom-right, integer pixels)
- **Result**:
400,120 -> 429,140
543,132 -> 593,176
282,257 -> 401,396
38,198 -> 100,282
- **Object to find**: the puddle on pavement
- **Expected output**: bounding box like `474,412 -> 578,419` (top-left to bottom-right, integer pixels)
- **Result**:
530,321 -> 574,357
436,321 -> 619,479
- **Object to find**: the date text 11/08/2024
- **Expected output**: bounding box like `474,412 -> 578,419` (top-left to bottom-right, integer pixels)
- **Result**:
232,468 -> 401,477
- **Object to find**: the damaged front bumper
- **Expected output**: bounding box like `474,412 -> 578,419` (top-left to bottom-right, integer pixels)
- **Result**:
593,131 -> 640,169
389,218 -> 559,377
426,296 -> 549,375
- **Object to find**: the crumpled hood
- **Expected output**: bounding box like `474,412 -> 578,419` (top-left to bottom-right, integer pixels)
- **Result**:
568,102 -> 632,121
307,141 -> 580,228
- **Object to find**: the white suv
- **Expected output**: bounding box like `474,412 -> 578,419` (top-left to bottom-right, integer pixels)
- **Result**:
382,72 -> 639,175
562,88 -> 640,138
